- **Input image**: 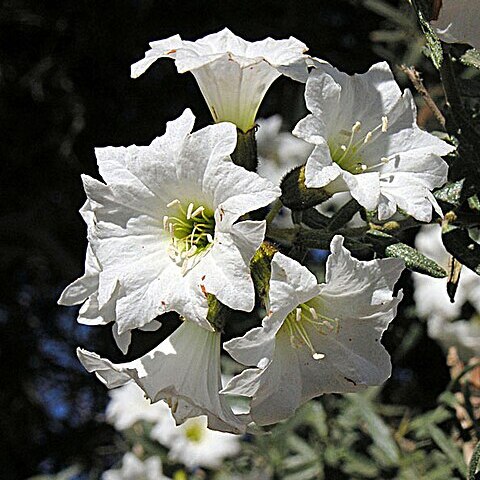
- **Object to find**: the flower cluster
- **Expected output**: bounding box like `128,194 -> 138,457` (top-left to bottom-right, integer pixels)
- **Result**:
61,28 -> 456,435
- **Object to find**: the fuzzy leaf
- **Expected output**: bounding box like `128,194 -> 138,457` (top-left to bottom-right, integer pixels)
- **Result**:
461,49 -> 480,70
367,230 -> 447,277
434,180 -> 464,208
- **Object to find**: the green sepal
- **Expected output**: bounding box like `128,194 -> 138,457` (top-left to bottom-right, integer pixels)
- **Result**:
231,127 -> 258,172
250,241 -> 278,305
280,165 -> 332,210
206,294 -> 232,332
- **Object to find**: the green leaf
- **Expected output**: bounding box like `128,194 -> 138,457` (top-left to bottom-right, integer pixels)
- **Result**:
427,425 -> 467,477
461,49 -> 480,70
368,230 -> 447,277
468,194 -> 480,212
347,393 -> 400,466
412,0 -> 443,69
442,225 -> 480,275
468,440 -> 480,480
434,180 -> 465,208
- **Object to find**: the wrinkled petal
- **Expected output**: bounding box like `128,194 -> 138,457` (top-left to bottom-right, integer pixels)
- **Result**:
78,321 -> 245,434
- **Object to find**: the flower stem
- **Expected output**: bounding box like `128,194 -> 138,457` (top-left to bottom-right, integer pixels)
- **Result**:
265,199 -> 283,225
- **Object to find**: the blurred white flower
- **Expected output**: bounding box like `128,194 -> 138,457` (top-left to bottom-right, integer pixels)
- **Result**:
59,109 -> 280,342
151,414 -> 240,470
223,236 -> 404,425
131,29 -> 310,132
102,453 -> 170,480
256,115 -> 313,185
106,381 -> 170,431
294,62 -> 455,221
78,320 -> 245,434
431,0 -> 480,50
413,225 -> 480,359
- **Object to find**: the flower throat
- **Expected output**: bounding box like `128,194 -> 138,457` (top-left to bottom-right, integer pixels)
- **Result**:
163,199 -> 215,272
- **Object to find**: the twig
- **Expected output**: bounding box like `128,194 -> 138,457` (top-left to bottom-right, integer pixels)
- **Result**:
400,64 -> 446,128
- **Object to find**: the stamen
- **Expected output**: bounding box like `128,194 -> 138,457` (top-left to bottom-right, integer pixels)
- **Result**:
382,116 -> 388,132
186,202 -> 194,220
191,206 -> 204,218
167,199 -> 180,208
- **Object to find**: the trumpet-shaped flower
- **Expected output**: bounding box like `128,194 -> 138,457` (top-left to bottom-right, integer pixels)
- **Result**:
294,62 -> 455,221
223,236 -> 404,425
431,0 -> 480,50
78,320 -> 245,434
102,453 -> 170,480
131,28 -> 310,132
59,109 -> 280,337
151,413 -> 241,470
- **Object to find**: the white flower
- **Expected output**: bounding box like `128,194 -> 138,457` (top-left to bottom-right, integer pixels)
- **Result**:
223,236 -> 404,425
294,62 -> 455,221
131,28 -> 310,132
57,201 -> 162,353
78,320 -> 245,434
413,225 -> 480,359
413,225 -> 480,321
151,414 -> 240,470
106,381 -> 171,431
102,453 -> 169,480
431,0 -> 480,50
59,109 -> 280,338
256,115 -> 313,185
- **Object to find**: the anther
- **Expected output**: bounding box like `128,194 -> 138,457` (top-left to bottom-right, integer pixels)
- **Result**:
167,199 -> 180,208
163,215 -> 169,230
190,206 -> 204,218
309,307 -> 318,320
381,116 -> 388,132
352,121 -> 361,133
313,352 -> 325,360
186,202 -> 194,220
206,233 -> 214,243
363,131 -> 373,144
296,308 -> 302,322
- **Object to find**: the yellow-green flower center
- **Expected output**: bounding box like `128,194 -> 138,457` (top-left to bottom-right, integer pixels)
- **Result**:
184,420 -> 205,443
281,301 -> 339,359
164,199 -> 215,272
329,117 -> 390,174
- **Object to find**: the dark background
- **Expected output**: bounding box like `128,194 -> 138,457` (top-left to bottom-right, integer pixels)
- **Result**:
0,1 -> 449,478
